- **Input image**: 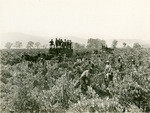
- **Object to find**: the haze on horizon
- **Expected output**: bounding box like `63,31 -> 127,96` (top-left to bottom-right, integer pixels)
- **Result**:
0,0 -> 150,48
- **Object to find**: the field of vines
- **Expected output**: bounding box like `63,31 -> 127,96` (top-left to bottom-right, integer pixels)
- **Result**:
0,48 -> 150,113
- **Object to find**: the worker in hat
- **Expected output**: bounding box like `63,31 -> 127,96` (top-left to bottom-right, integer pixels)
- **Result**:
118,56 -> 122,62
105,60 -> 112,73
116,56 -> 125,80
49,39 -> 54,48
74,63 -> 94,95
131,59 -> 137,76
104,60 -> 113,87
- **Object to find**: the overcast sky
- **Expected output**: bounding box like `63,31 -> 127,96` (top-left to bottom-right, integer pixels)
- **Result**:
0,0 -> 150,48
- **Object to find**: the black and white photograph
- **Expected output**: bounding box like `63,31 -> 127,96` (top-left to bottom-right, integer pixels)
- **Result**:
0,0 -> 150,112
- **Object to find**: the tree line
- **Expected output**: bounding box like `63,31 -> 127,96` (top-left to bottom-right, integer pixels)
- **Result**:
5,41 -> 48,49
73,38 -> 142,50
4,38 -> 142,49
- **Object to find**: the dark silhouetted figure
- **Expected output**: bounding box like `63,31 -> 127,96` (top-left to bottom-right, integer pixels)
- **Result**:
66,40 -> 69,49
74,69 -> 94,95
55,38 -> 58,48
104,60 -> 113,87
58,38 -> 61,47
69,40 -> 72,49
60,39 -> 63,48
49,39 -> 54,48
64,39 -> 67,48
117,56 -> 125,80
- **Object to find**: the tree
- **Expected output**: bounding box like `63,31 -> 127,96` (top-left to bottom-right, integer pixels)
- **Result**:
112,40 -> 118,49
87,38 -> 106,50
5,42 -> 13,49
14,41 -> 22,49
126,45 -> 131,49
73,43 -> 85,50
35,42 -> 41,48
26,41 -> 34,49
42,44 -> 48,49
133,43 -> 141,49
123,42 -> 127,48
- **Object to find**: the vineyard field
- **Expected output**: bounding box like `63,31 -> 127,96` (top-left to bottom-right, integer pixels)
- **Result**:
0,47 -> 150,113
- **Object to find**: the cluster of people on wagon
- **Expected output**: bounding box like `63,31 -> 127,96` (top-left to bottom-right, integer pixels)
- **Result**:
49,38 -> 72,49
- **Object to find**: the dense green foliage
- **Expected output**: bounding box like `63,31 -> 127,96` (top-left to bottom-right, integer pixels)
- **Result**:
0,48 -> 150,113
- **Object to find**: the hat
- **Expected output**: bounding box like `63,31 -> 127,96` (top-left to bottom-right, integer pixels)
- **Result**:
106,60 -> 109,63
132,59 -> 134,62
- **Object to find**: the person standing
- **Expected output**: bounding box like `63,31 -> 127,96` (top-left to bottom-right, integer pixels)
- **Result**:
64,39 -> 67,48
58,38 -> 61,48
116,56 -> 125,80
60,39 -> 63,48
74,64 -> 94,95
66,40 -> 69,49
131,59 -> 138,77
55,38 -> 58,48
69,40 -> 72,49
49,39 -> 54,48
104,60 -> 113,87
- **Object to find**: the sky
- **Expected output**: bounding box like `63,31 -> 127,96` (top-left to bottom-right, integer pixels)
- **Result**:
0,0 -> 150,48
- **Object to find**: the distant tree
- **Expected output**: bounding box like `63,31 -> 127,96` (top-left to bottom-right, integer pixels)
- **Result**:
133,43 -> 141,49
26,41 -> 34,49
73,43 -> 85,50
87,38 -> 106,50
112,40 -> 118,49
123,42 -> 127,48
42,44 -> 48,49
35,42 -> 41,48
141,44 -> 150,48
126,45 -> 131,49
5,42 -> 13,49
14,41 -> 22,49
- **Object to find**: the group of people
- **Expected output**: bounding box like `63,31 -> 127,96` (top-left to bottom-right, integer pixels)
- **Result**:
75,55 -> 137,95
49,38 -> 72,49
33,47 -> 138,95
